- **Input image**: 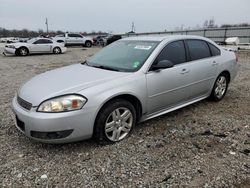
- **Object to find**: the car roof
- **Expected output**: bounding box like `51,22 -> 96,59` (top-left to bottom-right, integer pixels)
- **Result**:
121,35 -> 210,42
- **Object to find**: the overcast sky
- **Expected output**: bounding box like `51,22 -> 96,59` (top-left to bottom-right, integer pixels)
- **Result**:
0,0 -> 249,33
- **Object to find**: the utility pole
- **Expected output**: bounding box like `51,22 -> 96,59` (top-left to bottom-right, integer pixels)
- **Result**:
132,22 -> 135,32
45,18 -> 49,34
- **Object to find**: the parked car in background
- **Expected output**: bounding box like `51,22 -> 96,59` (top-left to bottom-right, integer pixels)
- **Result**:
53,33 -> 93,47
19,38 -> 30,43
0,37 -> 19,43
6,37 -> 20,43
4,38 -> 66,56
106,34 -> 122,45
12,35 -> 238,144
237,43 -> 250,50
93,35 -> 108,46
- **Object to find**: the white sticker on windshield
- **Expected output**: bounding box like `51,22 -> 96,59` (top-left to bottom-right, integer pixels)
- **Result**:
134,45 -> 152,50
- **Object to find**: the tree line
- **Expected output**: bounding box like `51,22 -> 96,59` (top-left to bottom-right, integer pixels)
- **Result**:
0,28 -> 107,38
1,22 -> 250,38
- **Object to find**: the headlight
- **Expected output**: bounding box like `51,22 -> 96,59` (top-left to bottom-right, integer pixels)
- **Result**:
37,95 -> 87,113
6,45 -> 15,49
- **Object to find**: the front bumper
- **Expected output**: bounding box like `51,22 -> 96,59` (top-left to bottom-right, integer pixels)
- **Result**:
11,96 -> 96,143
4,47 -> 16,55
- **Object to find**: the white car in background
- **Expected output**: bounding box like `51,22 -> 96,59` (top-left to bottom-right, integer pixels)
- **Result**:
4,38 -> 67,56
53,33 -> 93,47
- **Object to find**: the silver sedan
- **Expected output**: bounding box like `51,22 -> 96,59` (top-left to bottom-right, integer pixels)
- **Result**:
12,35 -> 238,144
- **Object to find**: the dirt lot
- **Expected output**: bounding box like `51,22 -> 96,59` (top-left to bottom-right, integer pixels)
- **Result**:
0,44 -> 249,187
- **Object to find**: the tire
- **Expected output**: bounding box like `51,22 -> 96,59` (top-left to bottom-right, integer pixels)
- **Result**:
18,47 -> 28,56
85,41 -> 92,48
210,73 -> 229,101
53,47 -> 61,54
94,99 -> 136,144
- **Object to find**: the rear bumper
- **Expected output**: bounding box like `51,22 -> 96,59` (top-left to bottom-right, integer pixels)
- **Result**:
11,96 -> 96,143
60,47 -> 67,53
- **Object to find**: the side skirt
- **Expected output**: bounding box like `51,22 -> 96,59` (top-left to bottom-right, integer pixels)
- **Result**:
140,95 -> 209,122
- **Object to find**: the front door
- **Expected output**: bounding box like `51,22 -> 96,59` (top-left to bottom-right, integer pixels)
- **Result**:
32,39 -> 52,53
146,40 -> 192,115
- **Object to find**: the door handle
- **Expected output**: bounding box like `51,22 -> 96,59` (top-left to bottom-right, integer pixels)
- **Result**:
212,61 -> 218,66
181,68 -> 190,74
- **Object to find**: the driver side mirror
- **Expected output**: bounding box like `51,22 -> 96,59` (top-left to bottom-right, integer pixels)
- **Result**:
151,60 -> 174,71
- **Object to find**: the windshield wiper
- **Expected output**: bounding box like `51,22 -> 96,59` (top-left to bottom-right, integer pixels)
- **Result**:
82,61 -> 120,72
91,65 -> 120,72
81,60 -> 89,65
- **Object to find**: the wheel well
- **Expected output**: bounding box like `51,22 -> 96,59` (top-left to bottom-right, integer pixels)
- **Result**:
85,40 -> 92,44
18,46 -> 29,52
53,46 -> 60,50
220,71 -> 231,83
96,94 -> 143,123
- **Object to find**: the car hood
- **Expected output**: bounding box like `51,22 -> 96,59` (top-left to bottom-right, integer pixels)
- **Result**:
18,64 -> 127,106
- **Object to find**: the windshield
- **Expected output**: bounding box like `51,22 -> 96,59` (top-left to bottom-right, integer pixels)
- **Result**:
27,38 -> 37,44
86,40 -> 159,72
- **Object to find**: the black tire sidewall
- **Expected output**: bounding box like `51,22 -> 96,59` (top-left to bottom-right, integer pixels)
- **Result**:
53,47 -> 61,54
18,47 -> 28,56
210,73 -> 229,101
94,99 -> 136,144
85,41 -> 92,48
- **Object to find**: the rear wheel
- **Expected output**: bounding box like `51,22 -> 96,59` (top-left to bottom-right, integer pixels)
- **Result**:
85,41 -> 92,48
18,47 -> 28,56
210,73 -> 229,101
94,99 -> 136,144
53,47 -> 61,54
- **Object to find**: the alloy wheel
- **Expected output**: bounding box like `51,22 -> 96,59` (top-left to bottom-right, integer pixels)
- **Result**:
214,75 -> 227,99
104,107 -> 133,142
20,48 -> 27,56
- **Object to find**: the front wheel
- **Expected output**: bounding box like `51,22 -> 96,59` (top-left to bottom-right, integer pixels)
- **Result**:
18,47 -> 28,56
94,99 -> 136,144
210,73 -> 229,101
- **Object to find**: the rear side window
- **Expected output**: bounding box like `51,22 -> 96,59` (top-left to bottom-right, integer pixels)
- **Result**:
157,40 -> 186,65
208,43 -> 221,56
186,40 -> 211,61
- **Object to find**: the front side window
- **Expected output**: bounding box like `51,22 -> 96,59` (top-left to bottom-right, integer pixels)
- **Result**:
42,39 -> 52,44
34,39 -> 52,44
68,34 -> 74,37
34,39 -> 44,44
75,34 -> 82,38
186,40 -> 211,61
86,40 -> 159,72
156,40 -> 186,65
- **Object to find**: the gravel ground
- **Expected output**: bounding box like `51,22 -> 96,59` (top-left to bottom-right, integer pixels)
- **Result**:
0,44 -> 249,187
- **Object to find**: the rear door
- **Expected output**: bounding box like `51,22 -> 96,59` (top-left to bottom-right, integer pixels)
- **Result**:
185,39 -> 218,98
146,40 -> 193,114
73,34 -> 84,44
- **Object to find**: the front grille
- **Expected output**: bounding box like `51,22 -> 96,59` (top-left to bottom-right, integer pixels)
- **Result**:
17,96 -> 32,111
